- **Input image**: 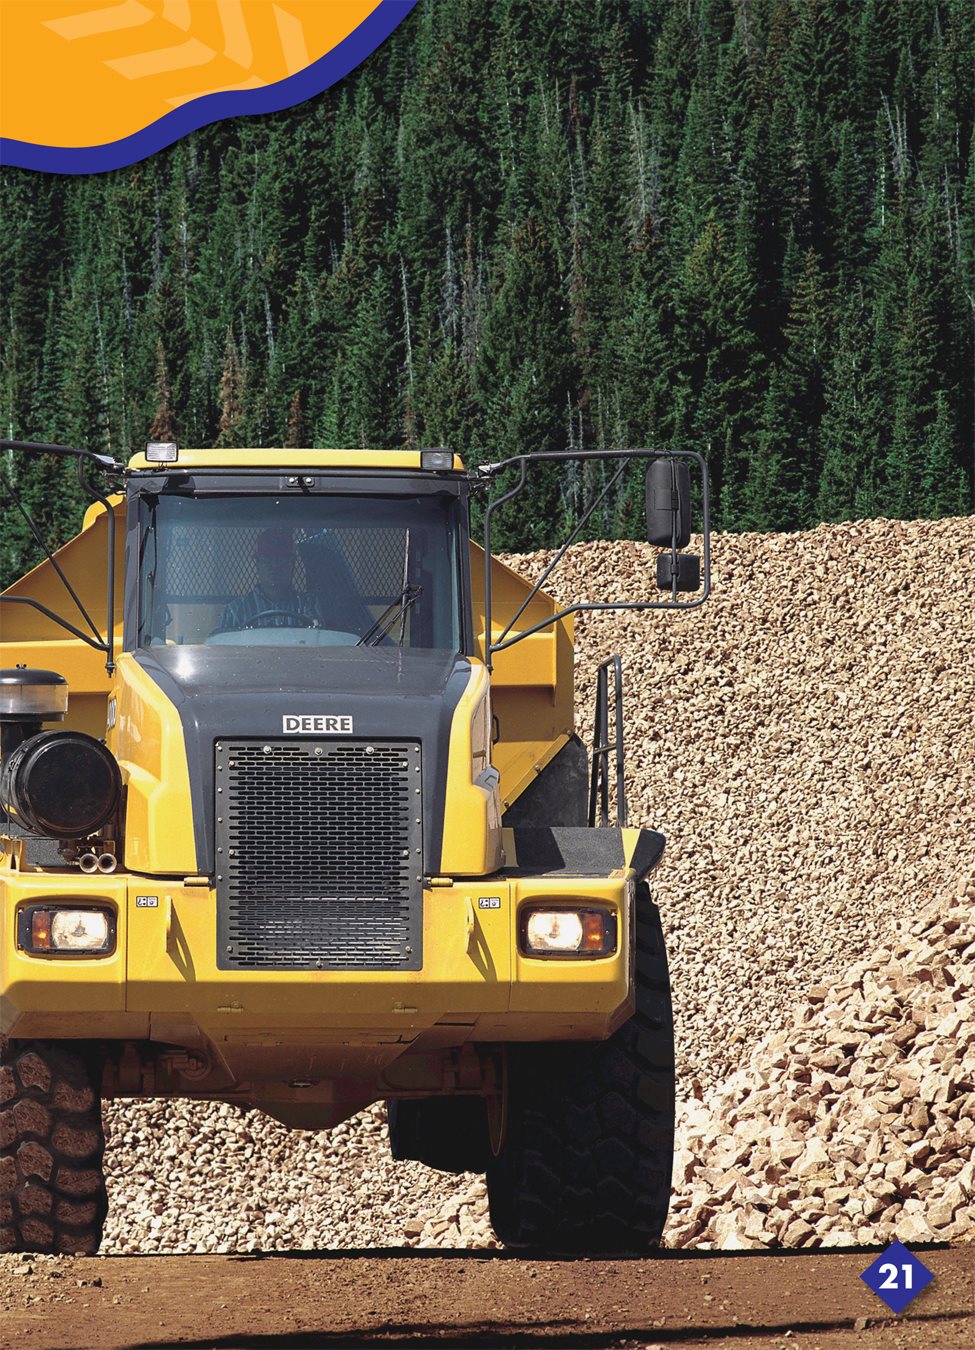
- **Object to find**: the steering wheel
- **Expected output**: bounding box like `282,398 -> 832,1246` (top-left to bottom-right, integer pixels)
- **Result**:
239,609 -> 319,630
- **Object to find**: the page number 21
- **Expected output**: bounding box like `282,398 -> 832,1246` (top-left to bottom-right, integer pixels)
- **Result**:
860,1241 -> 932,1313
878,1263 -> 913,1290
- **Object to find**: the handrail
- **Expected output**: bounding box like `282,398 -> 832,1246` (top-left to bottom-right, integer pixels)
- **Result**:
588,654 -> 627,828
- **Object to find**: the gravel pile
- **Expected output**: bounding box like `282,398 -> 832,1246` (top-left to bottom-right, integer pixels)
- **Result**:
665,877 -> 975,1249
100,1100 -> 462,1253
527,515 -> 975,1094
89,515 -> 975,1251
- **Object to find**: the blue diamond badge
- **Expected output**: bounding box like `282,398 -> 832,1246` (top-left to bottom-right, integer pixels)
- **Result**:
860,1240 -> 934,1314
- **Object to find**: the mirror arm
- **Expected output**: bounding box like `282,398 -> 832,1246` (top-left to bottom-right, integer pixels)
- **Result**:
76,457 -> 117,674
479,446 -> 674,473
489,589 -> 712,655
0,595 -> 110,651
481,448 -> 710,667
497,461 -> 628,647
0,439 -> 121,472
0,469 -> 103,642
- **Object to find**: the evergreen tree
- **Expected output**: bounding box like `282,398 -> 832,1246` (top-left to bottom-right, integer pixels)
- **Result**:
739,367 -> 801,531
147,339 -> 177,443
670,216 -> 761,525
921,389 -> 969,517
475,213 -> 577,546
817,302 -> 882,521
779,246 -> 835,518
215,327 -> 245,448
0,0 -> 971,565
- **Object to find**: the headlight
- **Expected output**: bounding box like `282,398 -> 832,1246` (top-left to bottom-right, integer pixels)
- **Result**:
521,906 -> 617,958
18,905 -> 115,955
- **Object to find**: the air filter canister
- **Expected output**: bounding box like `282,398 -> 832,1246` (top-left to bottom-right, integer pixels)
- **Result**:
0,730 -> 121,838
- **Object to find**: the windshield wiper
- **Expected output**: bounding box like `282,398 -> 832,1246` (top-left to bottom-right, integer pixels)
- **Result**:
137,499 -> 158,645
356,584 -> 422,647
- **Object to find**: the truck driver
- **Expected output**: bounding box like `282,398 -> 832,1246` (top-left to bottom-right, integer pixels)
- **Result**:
219,527 -> 321,631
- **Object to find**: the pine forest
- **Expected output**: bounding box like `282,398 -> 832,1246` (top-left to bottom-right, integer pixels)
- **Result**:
1,0 -> 972,581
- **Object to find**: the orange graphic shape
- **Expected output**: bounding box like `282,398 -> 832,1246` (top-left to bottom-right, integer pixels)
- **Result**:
0,0 -> 382,148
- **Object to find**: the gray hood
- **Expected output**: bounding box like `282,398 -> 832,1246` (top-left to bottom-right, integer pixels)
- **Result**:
134,645 -> 471,874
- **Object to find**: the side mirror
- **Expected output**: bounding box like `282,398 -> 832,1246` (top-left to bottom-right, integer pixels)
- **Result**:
656,552 -> 700,592
646,460 -> 691,548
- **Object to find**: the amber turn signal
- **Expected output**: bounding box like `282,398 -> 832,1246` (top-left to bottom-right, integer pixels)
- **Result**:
30,908 -> 53,951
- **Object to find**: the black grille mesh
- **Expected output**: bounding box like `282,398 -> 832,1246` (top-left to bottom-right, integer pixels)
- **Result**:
216,740 -> 422,969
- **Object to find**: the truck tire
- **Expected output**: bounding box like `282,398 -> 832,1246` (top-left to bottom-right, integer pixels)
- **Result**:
387,1096 -> 492,1174
0,1038 -> 107,1255
486,886 -> 674,1252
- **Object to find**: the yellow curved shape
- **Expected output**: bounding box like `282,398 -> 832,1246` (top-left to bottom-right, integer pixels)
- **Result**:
0,0 -> 381,148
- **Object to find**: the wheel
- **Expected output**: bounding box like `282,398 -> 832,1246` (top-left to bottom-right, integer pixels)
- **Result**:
239,609 -> 319,629
486,885 -> 674,1252
387,1096 -> 492,1174
212,608 -> 320,635
0,1038 -> 107,1254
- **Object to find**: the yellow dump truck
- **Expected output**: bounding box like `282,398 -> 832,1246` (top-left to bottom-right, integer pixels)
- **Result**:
1,440 -> 708,1255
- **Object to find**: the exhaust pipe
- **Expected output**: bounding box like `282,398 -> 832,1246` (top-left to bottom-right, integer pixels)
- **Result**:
96,852 -> 118,874
78,852 -> 99,873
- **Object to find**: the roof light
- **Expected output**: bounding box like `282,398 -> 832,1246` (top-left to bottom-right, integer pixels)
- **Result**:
145,441 -> 178,463
420,449 -> 454,472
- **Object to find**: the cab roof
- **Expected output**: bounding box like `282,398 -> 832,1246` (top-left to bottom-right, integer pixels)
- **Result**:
126,448 -> 466,472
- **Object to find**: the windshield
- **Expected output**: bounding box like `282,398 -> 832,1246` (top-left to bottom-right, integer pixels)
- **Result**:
137,492 -> 463,652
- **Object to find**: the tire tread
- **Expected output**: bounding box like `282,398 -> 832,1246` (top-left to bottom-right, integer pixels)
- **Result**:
0,1038 -> 106,1255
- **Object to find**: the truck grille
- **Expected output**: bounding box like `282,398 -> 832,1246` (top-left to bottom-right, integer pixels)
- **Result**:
215,739 -> 422,970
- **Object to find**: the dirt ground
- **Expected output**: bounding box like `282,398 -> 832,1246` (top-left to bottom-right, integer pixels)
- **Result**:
1,1246 -> 970,1350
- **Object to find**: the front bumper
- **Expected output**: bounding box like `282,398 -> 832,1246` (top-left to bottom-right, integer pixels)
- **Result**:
1,865 -> 633,1048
